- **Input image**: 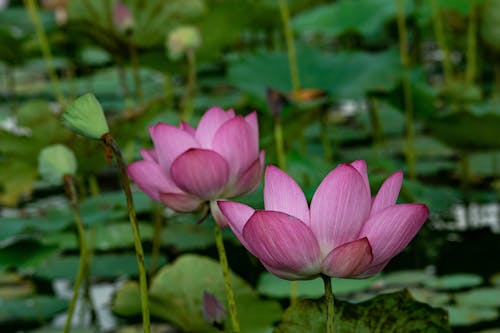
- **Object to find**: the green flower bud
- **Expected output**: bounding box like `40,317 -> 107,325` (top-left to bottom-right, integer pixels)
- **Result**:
167,25 -> 201,60
38,144 -> 77,185
62,93 -> 109,140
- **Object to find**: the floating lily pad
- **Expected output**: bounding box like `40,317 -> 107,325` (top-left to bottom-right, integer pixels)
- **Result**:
456,287 -> 500,307
274,289 -> 451,333
381,269 -> 432,286
228,48 -> 401,101
292,0 -> 413,40
427,112 -> 500,151
113,254 -> 282,333
423,274 -> 483,290
445,305 -> 498,326
0,240 -> 59,271
0,296 -> 67,324
257,272 -> 379,299
408,288 -> 451,307
34,254 -> 167,281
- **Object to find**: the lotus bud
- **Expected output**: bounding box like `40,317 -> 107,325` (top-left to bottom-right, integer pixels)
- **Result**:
167,25 -> 201,60
38,144 -> 77,185
62,93 -> 109,140
113,1 -> 134,34
202,290 -> 226,326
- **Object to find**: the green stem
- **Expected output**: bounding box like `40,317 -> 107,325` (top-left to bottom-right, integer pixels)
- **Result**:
429,0 -> 453,85
88,175 -> 100,196
117,63 -> 132,103
63,175 -> 88,333
6,66 -> 17,111
181,49 -> 197,121
213,222 -> 240,333
24,0 -> 65,107
128,40 -> 143,108
322,274 -> 334,333
396,0 -> 416,180
278,0 -> 300,91
320,111 -> 333,162
465,1 -> 477,85
273,117 -> 287,170
460,151 -> 471,199
102,134 -> 150,333
368,97 -> 384,148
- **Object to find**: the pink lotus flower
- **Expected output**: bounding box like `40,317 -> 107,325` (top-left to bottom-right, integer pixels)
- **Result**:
218,161 -> 429,280
127,107 -> 264,226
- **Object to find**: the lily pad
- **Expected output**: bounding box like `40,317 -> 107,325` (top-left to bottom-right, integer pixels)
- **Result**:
293,0 -> 413,40
274,289 -> 451,333
34,254 -> 167,281
445,305 -> 498,326
423,274 -> 483,290
113,254 -> 282,333
0,296 -> 67,324
381,269 -> 433,286
257,272 -> 379,299
228,48 -> 401,101
455,287 -> 500,307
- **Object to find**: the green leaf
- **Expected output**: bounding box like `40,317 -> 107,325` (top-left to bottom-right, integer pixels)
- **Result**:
0,296 -> 67,324
0,240 -> 59,271
427,112 -> 500,151
423,274 -> 483,290
445,305 -> 498,326
228,48 -> 401,101
91,223 -> 154,251
34,254 -> 167,281
455,287 -> 500,307
274,289 -> 451,333
381,269 -> 433,286
113,254 -> 282,333
480,0 -> 500,52
257,272 -> 379,299
292,0 -> 413,40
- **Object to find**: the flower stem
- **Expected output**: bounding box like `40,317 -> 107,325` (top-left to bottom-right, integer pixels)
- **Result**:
429,0 -> 453,85
278,0 -> 300,92
128,40 -> 143,108
465,1 -> 477,86
396,0 -> 416,180
102,134 -> 151,333
63,175 -> 88,333
24,0 -> 65,107
181,48 -> 197,121
320,111 -> 333,162
213,222 -> 240,333
273,117 -> 287,170
321,274 -> 334,333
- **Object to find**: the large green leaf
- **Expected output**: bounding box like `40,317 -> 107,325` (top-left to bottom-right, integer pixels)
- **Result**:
228,48 -> 401,101
257,272 -> 380,299
455,287 -> 500,307
445,305 -> 498,326
427,112 -> 500,151
480,0 -> 500,52
113,254 -> 282,333
292,0 -> 413,40
0,296 -> 67,324
34,254 -> 167,281
274,289 -> 451,333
